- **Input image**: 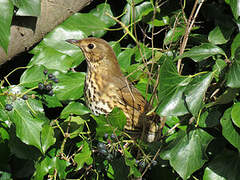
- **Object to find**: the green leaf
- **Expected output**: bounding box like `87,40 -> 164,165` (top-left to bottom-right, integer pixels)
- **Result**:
185,73 -> 213,116
60,102 -> 90,119
110,41 -> 121,57
74,141 -> 93,170
157,58 -> 190,116
90,3 -> 116,29
43,95 -> 62,108
13,0 -> 41,16
65,13 -> 108,37
94,108 -> 126,139
231,33 -> 240,58
7,90 -> 48,152
229,0 -> 240,20
134,43 -> 153,62
226,61 -> 240,88
29,46 -> 75,73
117,48 -> 135,72
203,150 -> 240,180
0,0 -> 13,53
160,129 -> 213,180
148,16 -> 169,27
33,149 -> 69,180
164,27 -> 185,45
199,107 -> 221,128
231,102 -> 240,128
66,116 -> 85,139
124,149 -> 141,177
122,2 -> 153,25
220,108 -> 240,151
40,124 -> 56,154
20,65 -> 46,87
212,59 -> 227,80
208,26 -> 231,45
176,43 -> 226,62
54,71 -> 85,101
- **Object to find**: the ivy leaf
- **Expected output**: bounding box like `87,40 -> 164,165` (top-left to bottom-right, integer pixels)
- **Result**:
54,71 -> 85,101
160,129 -> 213,180
185,73 -> 213,117
176,43 -> 226,62
93,108 -> 126,139
124,149 -> 141,178
164,27 -> 185,45
60,102 -> 90,119
226,61 -> 240,88
122,1 -> 153,25
33,149 -> 69,180
74,141 -> 93,170
157,58 -> 190,116
229,0 -> 240,20
40,124 -> 56,154
231,33 -> 240,58
117,48 -> 135,72
7,88 -> 48,153
0,0 -> 13,54
13,0 -> 41,17
208,26 -> 231,45
231,102 -> 240,128
220,108 -> 240,151
20,65 -> 46,88
203,150 -> 240,180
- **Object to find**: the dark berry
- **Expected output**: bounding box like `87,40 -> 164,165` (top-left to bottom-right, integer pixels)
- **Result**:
99,149 -> 108,156
45,84 -> 52,91
138,161 -> 146,168
48,73 -> 53,79
48,90 -> 54,96
43,69 -> 48,75
38,82 -> 44,90
53,78 -> 59,83
5,104 -> 13,111
22,94 -> 28,100
103,133 -> 108,140
97,142 -> 106,150
110,134 -> 117,140
151,160 -> 157,166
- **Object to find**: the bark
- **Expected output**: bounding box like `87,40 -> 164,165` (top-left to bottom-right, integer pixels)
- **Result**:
0,0 -> 92,65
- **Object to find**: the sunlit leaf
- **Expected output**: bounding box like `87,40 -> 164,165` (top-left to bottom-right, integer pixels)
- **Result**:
160,129 -> 213,180
13,0 -> 41,16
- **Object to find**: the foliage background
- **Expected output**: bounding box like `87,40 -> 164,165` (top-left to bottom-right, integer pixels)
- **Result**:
1,0 -> 240,179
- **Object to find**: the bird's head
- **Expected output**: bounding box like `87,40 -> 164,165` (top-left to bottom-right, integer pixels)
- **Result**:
66,37 -> 118,67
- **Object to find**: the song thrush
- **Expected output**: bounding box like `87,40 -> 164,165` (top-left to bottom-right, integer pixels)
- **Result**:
66,37 -> 160,142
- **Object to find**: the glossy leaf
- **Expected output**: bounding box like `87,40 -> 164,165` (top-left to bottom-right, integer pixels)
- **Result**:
164,27 -> 185,45
176,43 -> 226,62
160,129 -> 213,180
33,149 -> 69,180
231,33 -> 240,58
60,102 -> 90,119
94,108 -> 126,139
40,124 -> 56,154
43,95 -> 62,108
220,108 -> 240,151
226,61 -> 240,88
229,0 -> 240,20
203,150 -> 240,180
74,141 -> 93,170
124,149 -> 141,177
122,1 -> 153,25
208,26 -> 231,45
185,73 -> 213,116
20,65 -> 46,87
117,48 -> 135,72
54,71 -> 85,101
0,0 -> 13,53
7,91 -> 48,153
13,0 -> 41,16
157,58 -> 190,116
231,102 -> 240,128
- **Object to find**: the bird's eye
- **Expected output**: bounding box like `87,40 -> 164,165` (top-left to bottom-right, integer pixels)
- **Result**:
88,43 -> 95,49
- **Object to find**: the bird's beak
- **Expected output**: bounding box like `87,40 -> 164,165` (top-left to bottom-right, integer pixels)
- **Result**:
65,39 -> 82,46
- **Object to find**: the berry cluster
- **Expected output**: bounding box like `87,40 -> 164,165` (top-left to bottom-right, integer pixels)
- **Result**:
38,69 -> 59,96
4,69 -> 59,112
97,133 -> 122,161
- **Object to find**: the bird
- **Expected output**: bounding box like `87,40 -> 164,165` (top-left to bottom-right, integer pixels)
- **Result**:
66,37 -> 161,142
